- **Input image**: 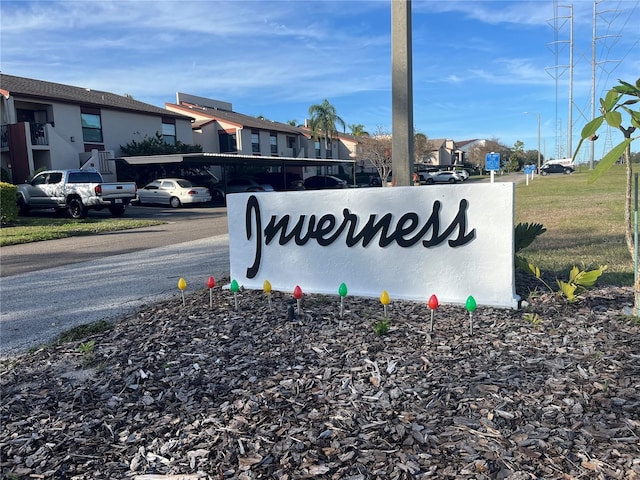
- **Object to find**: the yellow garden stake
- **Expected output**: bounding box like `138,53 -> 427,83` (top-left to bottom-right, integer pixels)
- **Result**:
263,279 -> 272,310
178,277 -> 187,306
380,290 -> 390,318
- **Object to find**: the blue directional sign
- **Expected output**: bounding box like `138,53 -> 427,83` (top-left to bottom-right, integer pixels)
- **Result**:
524,165 -> 536,175
485,152 -> 501,171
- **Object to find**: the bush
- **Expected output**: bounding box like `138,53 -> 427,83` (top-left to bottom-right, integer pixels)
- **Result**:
0,182 -> 18,225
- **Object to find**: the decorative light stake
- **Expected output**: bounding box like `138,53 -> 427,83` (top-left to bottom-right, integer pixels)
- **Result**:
293,285 -> 303,316
178,277 -> 187,306
380,290 -> 390,318
207,276 -> 216,308
428,294 -> 439,332
263,280 -> 273,310
230,279 -> 240,311
465,295 -> 477,335
338,282 -> 348,317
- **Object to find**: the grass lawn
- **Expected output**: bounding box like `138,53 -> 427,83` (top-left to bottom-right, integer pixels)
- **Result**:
0,216 -> 164,246
515,164 -> 634,286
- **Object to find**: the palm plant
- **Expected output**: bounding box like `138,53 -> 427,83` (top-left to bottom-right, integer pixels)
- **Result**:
308,99 -> 346,150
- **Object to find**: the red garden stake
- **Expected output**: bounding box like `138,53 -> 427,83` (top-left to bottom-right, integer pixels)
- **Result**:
293,285 -> 303,316
428,294 -> 439,332
207,276 -> 216,308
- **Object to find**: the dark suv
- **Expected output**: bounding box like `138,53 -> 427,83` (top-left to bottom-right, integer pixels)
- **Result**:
540,163 -> 574,175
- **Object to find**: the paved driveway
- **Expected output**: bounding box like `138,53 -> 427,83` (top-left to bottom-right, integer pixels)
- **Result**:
0,205 -> 231,358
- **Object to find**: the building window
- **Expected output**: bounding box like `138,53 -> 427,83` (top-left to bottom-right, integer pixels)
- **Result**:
251,131 -> 260,153
218,130 -> 237,153
162,119 -> 176,145
81,108 -> 103,143
270,133 -> 278,155
315,141 -> 321,158
326,142 -> 333,159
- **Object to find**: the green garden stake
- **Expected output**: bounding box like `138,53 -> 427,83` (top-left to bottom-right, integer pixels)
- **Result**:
338,282 -> 348,317
230,279 -> 240,311
465,295 -> 477,335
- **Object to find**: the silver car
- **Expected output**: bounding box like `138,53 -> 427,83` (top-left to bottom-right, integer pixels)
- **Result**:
137,178 -> 212,207
424,171 -> 462,184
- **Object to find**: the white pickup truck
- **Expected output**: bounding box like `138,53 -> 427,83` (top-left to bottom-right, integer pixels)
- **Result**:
17,169 -> 137,219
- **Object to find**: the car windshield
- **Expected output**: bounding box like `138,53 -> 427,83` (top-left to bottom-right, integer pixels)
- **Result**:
176,179 -> 194,188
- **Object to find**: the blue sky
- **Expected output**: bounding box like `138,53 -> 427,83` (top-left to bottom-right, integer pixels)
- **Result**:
1,0 -> 639,160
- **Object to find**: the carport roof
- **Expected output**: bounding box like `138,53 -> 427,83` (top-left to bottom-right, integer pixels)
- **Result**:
119,152 -> 354,167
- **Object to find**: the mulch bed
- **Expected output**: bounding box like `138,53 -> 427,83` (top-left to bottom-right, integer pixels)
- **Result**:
1,277 -> 639,480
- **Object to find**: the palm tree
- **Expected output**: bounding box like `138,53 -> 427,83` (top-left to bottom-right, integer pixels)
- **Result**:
348,123 -> 370,137
308,99 -> 346,150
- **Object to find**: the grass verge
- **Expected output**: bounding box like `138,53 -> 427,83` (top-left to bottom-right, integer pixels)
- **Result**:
515,164 -> 633,286
0,216 -> 164,246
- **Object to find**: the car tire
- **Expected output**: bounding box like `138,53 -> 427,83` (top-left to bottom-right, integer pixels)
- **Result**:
448,178 -> 456,184
67,197 -> 87,219
211,190 -> 224,204
426,178 -> 434,185
170,196 -> 181,208
564,169 -> 572,174
541,171 -> 548,176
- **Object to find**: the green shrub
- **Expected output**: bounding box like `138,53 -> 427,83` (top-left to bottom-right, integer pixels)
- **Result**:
0,182 -> 18,225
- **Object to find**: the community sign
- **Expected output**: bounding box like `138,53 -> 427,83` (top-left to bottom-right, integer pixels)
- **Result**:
227,184 -> 519,308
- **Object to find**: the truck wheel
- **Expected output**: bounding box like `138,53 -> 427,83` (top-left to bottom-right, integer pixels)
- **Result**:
68,197 -> 87,219
170,196 -> 181,208
109,205 -> 126,217
17,197 -> 30,216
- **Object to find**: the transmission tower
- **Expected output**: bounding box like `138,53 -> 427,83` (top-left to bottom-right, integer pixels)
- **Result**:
546,1 -> 573,161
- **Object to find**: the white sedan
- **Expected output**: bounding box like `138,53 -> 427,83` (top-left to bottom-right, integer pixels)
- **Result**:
424,171 -> 462,184
137,178 -> 212,207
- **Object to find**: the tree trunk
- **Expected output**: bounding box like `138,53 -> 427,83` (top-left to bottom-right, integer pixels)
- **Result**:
620,127 -> 638,315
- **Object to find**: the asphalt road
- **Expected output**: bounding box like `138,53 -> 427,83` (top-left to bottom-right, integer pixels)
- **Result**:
0,204 -> 229,277
0,204 -> 231,358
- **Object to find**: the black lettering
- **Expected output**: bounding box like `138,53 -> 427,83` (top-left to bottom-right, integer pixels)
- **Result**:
245,195 -> 262,279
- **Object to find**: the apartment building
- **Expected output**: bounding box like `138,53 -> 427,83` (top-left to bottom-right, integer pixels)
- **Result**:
0,74 -> 195,184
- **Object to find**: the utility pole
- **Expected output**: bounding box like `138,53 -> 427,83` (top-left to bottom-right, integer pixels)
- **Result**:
391,0 -> 414,186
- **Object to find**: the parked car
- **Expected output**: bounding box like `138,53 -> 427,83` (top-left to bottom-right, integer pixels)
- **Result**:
452,168 -> 470,181
211,176 -> 275,202
254,171 -> 303,191
303,175 -> 347,190
424,171 -> 462,184
136,178 -> 211,207
540,163 -> 574,175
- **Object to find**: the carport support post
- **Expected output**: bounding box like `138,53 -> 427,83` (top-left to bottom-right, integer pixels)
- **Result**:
391,0 -> 414,187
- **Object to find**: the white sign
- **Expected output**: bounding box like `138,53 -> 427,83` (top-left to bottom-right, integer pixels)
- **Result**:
227,184 -> 519,308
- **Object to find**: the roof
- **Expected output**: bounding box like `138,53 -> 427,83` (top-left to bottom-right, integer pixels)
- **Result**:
167,102 -> 305,135
0,73 -> 191,120
119,152 -> 354,168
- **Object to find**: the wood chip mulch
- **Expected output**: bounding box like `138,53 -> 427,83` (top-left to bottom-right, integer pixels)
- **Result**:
1,278 -> 639,480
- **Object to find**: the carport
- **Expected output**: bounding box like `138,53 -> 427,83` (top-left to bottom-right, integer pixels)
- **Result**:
114,152 -> 356,192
